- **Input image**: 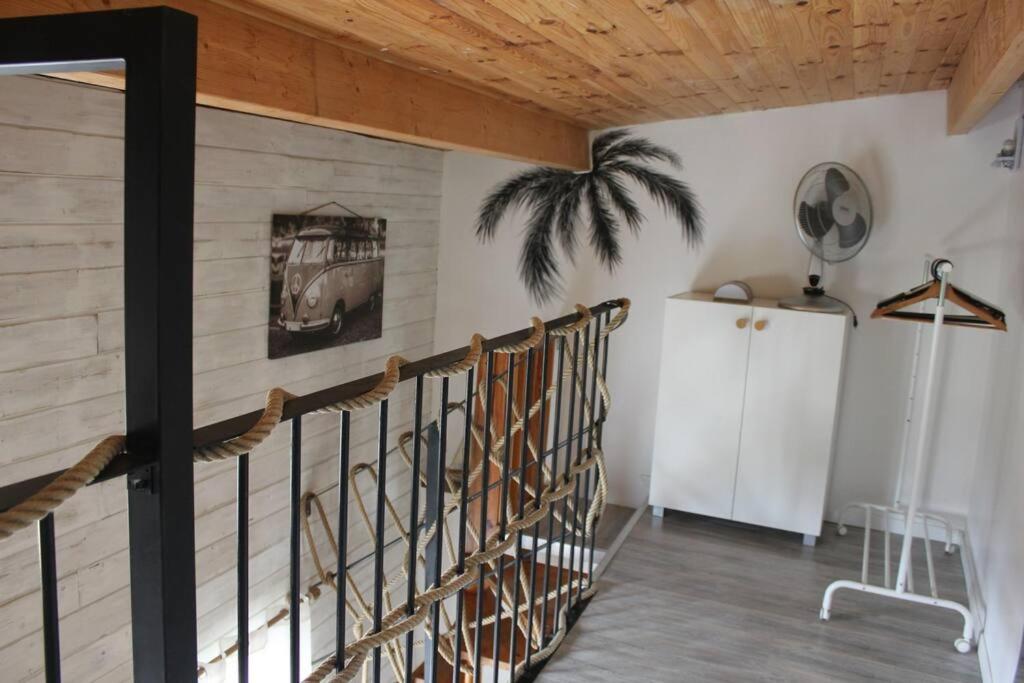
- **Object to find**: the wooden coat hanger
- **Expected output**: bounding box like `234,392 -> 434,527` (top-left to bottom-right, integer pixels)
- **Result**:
871,259 -> 1007,331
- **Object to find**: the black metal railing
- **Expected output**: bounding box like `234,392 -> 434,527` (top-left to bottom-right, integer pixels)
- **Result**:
0,298 -> 623,683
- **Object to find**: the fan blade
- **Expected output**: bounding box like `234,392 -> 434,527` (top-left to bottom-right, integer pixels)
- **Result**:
825,167 -> 850,204
798,201 -> 834,241
837,213 -> 868,249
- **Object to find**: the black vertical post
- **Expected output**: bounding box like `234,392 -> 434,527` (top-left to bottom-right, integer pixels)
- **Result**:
404,377 -> 425,681
540,337 -> 566,646
290,417 -> 303,683
38,514 -> 61,683
554,332 -> 580,629
452,369 -> 474,683
567,325 -> 590,610
0,12 -> 199,678
472,352 -> 496,679
492,353 -> 517,683
578,318 -> 601,601
423,378 -> 449,683
590,312 -> 612,583
582,316 -> 603,591
509,348 -> 535,680
237,455 -> 250,683
335,411 -> 351,671
120,10 -> 200,682
422,423 -> 442,683
372,400 -> 390,683
524,336 -> 549,669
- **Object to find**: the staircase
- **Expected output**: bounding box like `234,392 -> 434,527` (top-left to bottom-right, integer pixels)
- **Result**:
414,558 -> 588,682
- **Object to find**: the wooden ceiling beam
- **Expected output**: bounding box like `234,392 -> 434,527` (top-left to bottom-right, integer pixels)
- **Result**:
231,0 -> 607,126
0,0 -> 590,169
947,0 -> 1024,134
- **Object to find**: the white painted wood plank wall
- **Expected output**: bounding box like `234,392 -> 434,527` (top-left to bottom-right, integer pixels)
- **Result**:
0,76 -> 443,682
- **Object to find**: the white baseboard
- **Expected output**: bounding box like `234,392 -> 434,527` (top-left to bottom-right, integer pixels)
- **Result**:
593,499 -> 647,580
959,529 -> 993,682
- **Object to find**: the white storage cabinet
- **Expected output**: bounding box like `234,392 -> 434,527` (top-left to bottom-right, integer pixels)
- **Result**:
648,292 -> 849,542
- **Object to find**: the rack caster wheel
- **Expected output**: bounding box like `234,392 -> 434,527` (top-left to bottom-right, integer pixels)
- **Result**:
836,525 -> 848,536
819,607 -> 830,621
954,638 -> 971,654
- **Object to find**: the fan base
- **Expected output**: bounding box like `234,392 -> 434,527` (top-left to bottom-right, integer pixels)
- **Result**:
778,291 -> 847,315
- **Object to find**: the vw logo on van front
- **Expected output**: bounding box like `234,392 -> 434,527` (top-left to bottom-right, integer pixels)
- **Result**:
290,273 -> 303,295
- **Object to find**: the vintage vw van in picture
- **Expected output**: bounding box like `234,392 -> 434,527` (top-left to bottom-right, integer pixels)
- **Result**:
279,225 -> 384,336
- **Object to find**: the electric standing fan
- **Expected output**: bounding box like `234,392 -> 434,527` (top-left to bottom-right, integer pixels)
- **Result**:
780,162 -> 872,318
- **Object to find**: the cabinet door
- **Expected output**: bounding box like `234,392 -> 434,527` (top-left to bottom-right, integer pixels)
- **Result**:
649,297 -> 752,519
731,307 -> 847,536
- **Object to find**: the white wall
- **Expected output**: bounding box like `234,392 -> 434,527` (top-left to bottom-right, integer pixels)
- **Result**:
435,89 -> 1017,525
0,76 -> 442,681
965,86 -> 1024,683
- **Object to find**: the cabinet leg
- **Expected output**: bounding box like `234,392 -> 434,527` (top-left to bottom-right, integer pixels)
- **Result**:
803,534 -> 817,547
652,506 -> 665,518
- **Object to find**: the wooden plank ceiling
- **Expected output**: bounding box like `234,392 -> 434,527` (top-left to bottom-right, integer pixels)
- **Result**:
220,0 -> 988,129
3,1 -> 1017,167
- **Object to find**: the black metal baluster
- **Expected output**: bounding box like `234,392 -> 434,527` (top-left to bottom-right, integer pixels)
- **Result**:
581,315 -> 602,593
425,378 -> 450,683
237,455 -> 250,683
336,411 -> 351,672
554,331 -> 580,629
579,317 -> 602,602
38,513 -> 60,683
405,377 -> 425,681
508,348 -> 535,681
452,368 -> 474,683
372,400 -> 390,683
567,324 -> 591,610
472,352 -> 496,680
540,336 -> 565,646
491,354 -> 517,683
524,336 -> 549,670
590,312 -> 612,583
289,417 -> 303,683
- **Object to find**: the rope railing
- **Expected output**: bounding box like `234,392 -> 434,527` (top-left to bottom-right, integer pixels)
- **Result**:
301,301 -> 627,682
0,297 -> 629,683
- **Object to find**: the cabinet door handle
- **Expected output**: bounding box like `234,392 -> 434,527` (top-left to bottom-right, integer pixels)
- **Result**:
736,318 -> 749,329
754,320 -> 768,331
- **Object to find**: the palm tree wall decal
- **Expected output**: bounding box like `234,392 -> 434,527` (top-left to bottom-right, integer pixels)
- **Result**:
476,129 -> 705,302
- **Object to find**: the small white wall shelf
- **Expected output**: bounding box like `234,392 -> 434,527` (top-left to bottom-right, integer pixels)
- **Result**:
648,292 -> 849,542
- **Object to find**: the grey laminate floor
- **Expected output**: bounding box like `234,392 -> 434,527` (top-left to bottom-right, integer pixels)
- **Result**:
540,509 -> 981,682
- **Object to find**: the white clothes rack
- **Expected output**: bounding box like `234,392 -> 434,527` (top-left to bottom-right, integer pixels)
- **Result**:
833,257 -> 956,597
820,260 -> 975,654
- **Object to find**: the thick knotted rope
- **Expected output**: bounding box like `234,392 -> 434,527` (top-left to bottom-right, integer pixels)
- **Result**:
194,389 -> 290,462
425,333 -> 484,378
548,304 -> 592,337
0,354 -> 409,539
194,355 -> 406,462
0,435 -> 125,541
492,317 -> 545,354
312,356 -> 407,414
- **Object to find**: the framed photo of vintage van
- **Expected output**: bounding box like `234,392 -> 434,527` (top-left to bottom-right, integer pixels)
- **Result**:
268,213 -> 385,359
